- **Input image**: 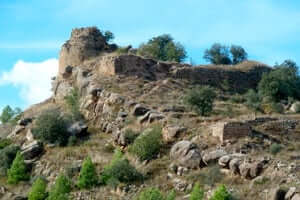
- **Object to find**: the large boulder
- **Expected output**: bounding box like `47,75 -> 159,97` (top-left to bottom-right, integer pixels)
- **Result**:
285,187 -> 297,200
67,121 -> 88,138
21,141 -> 43,160
269,186 -> 286,200
170,140 -> 202,169
202,149 -> 227,165
162,126 -> 187,143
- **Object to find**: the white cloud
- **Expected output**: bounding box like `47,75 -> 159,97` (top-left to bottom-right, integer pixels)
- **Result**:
0,59 -> 58,106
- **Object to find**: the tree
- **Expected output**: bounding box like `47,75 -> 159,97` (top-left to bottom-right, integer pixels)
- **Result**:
32,109 -> 70,146
184,86 -> 217,116
7,152 -> 29,184
230,45 -> 247,64
190,183 -> 204,200
137,34 -> 187,62
258,60 -> 300,102
0,105 -> 21,124
210,185 -> 233,200
104,31 -> 115,43
28,177 -> 47,200
204,43 -> 231,65
0,145 -> 20,176
48,174 -> 71,200
77,157 -> 98,189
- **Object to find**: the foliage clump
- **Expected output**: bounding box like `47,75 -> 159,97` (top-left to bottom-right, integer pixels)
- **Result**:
0,138 -> 12,150
137,34 -> 187,62
77,157 -> 98,189
28,177 -> 48,200
64,88 -> 83,121
184,86 -> 216,116
244,89 -> 262,113
209,185 -> 233,200
100,149 -> 143,187
48,174 -> 71,200
32,109 -> 70,146
0,145 -> 20,176
129,126 -> 162,161
7,151 -> 29,184
189,183 -> 204,200
270,143 -> 282,155
0,105 -> 22,124
137,187 -> 175,200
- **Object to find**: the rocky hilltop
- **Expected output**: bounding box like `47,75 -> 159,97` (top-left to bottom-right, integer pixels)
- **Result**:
1,27 -> 300,200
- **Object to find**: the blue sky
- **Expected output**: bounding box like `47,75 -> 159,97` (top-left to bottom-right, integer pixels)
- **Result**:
1,0 -> 300,111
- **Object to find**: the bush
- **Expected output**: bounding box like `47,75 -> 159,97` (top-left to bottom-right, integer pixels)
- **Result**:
137,34 -> 187,63
190,183 -> 204,200
270,102 -> 284,114
230,94 -> 245,104
184,86 -> 216,116
165,190 -> 176,200
137,188 -> 165,200
32,109 -> 70,146
270,143 -> 282,155
0,145 -> 20,176
7,151 -> 29,184
258,60 -> 300,102
129,127 -> 162,161
77,157 -> 98,189
28,177 -> 47,200
123,129 -> 139,145
244,89 -> 261,113
64,88 -> 83,121
230,45 -> 247,64
0,138 -> 12,150
210,185 -> 233,200
103,31 -> 114,43
100,149 -> 143,187
48,174 -> 71,200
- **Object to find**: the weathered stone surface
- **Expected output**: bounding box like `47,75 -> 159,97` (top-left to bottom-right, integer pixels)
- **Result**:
292,194 -> 300,200
290,102 -> 300,113
17,118 -> 32,126
260,119 -> 298,134
249,162 -> 264,178
170,140 -> 202,169
26,129 -> 34,142
285,187 -> 297,200
239,162 -> 251,178
229,158 -> 241,174
202,149 -> 227,165
7,125 -> 25,138
162,126 -> 187,142
212,121 -> 252,143
269,186 -> 286,200
218,155 -> 232,168
67,121 -> 88,137
21,141 -> 43,160
132,104 -> 150,117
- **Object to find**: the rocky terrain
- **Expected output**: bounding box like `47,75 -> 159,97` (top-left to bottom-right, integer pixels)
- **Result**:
1,27 -> 300,200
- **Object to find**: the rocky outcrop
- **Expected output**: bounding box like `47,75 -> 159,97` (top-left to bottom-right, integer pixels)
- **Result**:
21,140 -> 43,160
202,149 -> 227,165
67,121 -> 88,138
162,126 -> 187,143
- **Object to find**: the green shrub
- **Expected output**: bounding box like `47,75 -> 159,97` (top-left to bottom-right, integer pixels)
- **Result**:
64,88 -> 83,121
184,86 -> 216,116
230,94 -> 245,104
210,185 -> 233,200
129,127 -> 162,161
0,145 -> 20,176
230,45 -> 248,65
137,188 -> 165,200
28,177 -> 47,200
100,149 -> 143,187
244,89 -> 261,113
270,143 -> 282,155
0,138 -> 12,150
32,109 -> 70,146
7,152 -> 29,184
190,183 -> 204,200
48,174 -> 71,200
137,34 -> 187,63
165,190 -> 176,200
77,157 -> 98,189
123,129 -> 139,145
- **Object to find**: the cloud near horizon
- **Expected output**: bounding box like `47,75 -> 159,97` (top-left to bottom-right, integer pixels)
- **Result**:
0,59 -> 58,107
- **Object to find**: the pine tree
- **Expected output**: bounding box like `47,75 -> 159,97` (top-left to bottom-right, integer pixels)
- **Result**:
7,152 -> 29,184
190,183 -> 204,200
47,174 -> 71,200
28,177 -> 47,200
210,185 -> 233,200
77,157 -> 98,189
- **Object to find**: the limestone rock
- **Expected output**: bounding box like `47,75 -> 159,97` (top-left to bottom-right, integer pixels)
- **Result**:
202,149 -> 227,165
285,187 -> 297,200
21,140 -> 43,160
269,186 -> 286,200
170,140 -> 202,169
67,121 -> 88,138
290,102 -> 300,113
229,158 -> 242,174
132,104 -> 150,117
292,194 -> 300,200
17,118 -> 32,126
162,126 -> 187,143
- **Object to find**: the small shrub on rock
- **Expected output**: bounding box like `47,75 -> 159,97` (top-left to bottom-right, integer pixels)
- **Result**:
129,127 -> 162,161
190,183 -> 204,200
32,109 -> 70,146
184,86 -> 216,116
7,152 -> 29,184
28,177 -> 47,200
0,145 -> 20,176
210,185 -> 233,200
100,149 -> 143,187
48,174 -> 71,200
77,157 -> 98,189
123,129 -> 139,145
0,138 -> 12,150
270,143 -> 282,155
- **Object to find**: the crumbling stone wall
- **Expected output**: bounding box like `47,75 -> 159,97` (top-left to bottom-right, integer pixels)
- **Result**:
212,122 -> 252,143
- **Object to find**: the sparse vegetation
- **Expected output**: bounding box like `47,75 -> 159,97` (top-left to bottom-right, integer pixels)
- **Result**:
129,127 -> 162,161
77,156 -> 98,189
270,143 -> 282,155
32,109 -> 70,146
48,174 -> 71,200
100,149 -> 143,187
7,152 -> 29,184
137,34 -> 187,62
184,86 -> 216,116
0,138 -> 12,150
244,89 -> 261,113
28,177 -> 48,200
190,183 -> 204,200
137,187 -> 175,200
64,88 -> 83,121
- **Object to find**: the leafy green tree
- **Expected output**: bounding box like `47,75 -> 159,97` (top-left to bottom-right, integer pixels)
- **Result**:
77,157 -> 98,189
137,34 -> 187,62
210,185 -> 233,200
0,145 -> 20,176
204,43 -> 231,65
184,86 -> 216,116
47,174 -> 71,200
28,177 -> 48,200
7,152 -> 29,184
129,127 -> 162,161
137,187 -> 165,200
103,31 -> 115,43
258,60 -> 300,102
230,45 -> 247,64
0,105 -> 22,124
32,109 -> 70,146
190,183 -> 204,200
